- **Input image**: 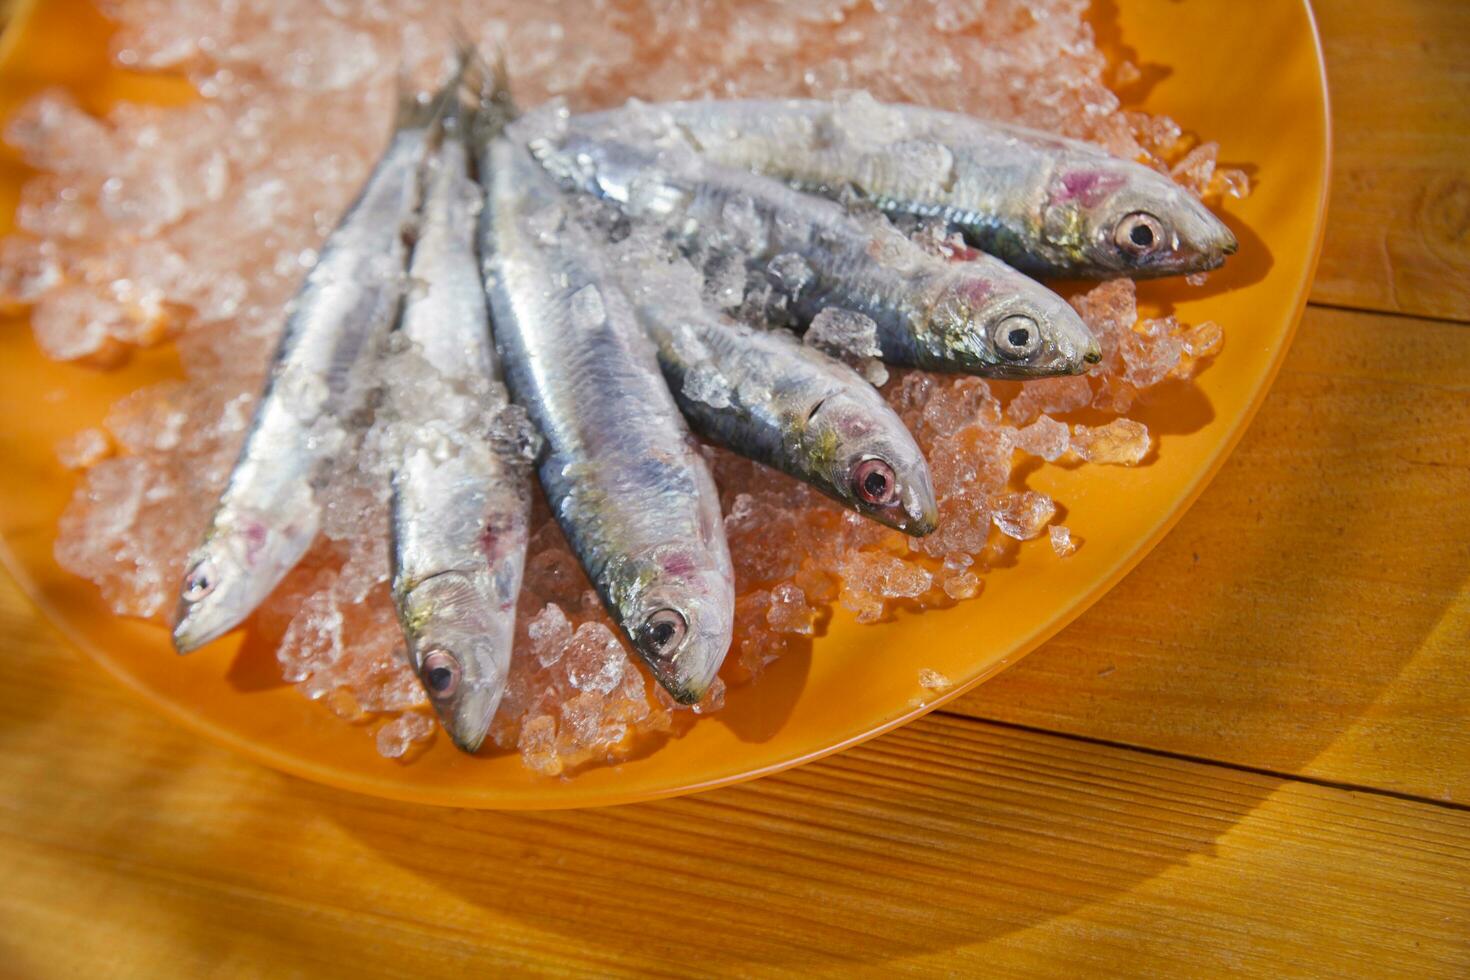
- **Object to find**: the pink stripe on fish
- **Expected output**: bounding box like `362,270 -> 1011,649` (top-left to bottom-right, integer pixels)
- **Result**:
1053,170 -> 1125,208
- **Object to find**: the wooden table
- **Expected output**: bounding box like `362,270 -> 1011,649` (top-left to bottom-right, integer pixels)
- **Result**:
2,2 -> 1468,975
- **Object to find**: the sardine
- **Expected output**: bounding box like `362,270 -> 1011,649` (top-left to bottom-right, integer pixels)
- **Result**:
477,130 -> 734,704
388,87 -> 531,753
171,84 -> 439,654
621,263 -> 937,536
570,96 -> 1237,279
535,133 -> 1100,378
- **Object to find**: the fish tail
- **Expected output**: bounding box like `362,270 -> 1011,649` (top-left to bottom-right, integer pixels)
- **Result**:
392,67 -> 447,134
462,41 -> 517,146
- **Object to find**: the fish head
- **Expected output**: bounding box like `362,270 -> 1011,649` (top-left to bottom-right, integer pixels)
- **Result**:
928,267 -> 1101,379
1042,160 -> 1237,277
397,570 -> 510,754
805,391 -> 938,535
172,514 -> 311,654
624,545 -> 735,705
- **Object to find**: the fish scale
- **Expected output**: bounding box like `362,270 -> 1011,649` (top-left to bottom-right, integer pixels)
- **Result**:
388,85 -> 532,755
172,84 -> 440,654
477,133 -> 733,705
536,132 -> 1099,378
571,96 -> 1236,279
625,274 -> 939,536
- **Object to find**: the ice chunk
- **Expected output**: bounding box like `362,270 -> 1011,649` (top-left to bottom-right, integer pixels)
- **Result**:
703,254 -> 747,309
1049,525 -> 1078,557
1122,318 -> 1184,387
30,287 -> 130,364
0,236 -> 61,311
56,428 -> 112,470
527,603 -> 573,668
563,622 -> 627,695
888,139 -> 955,189
1171,141 -> 1219,196
719,195 -> 767,254
518,714 -> 564,776
278,589 -> 344,684
1071,419 -> 1151,465
682,364 -> 734,409
918,668 -> 951,692
831,90 -> 907,147
767,582 -> 816,635
490,402 -> 543,463
839,551 -> 932,623
920,376 -> 1000,439
1181,320 -> 1224,358
805,307 -> 882,375
1012,415 -> 1070,461
1005,375 -> 1092,425
941,569 -> 981,600
1212,168 -> 1251,200
991,491 -> 1056,540
376,711 -> 435,759
767,251 -> 813,299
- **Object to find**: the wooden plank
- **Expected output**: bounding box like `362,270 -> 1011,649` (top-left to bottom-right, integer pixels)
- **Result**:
951,304 -> 1470,801
0,613 -> 1467,978
1309,0 -> 1470,321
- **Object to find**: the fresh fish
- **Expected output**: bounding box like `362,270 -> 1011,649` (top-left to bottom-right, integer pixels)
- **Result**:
477,131 -> 734,704
535,133 -> 1100,378
622,265 -> 937,536
570,96 -> 1238,279
171,84 -> 440,654
388,88 -> 531,753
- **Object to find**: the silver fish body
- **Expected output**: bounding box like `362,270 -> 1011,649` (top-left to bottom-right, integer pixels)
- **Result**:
536,133 -> 1099,378
388,100 -> 531,754
571,96 -> 1237,279
624,272 -> 937,536
173,91 -> 437,654
478,135 -> 734,704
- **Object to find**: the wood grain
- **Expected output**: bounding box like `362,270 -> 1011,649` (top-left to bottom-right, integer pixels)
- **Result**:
1309,0 -> 1470,322
950,304 -> 1470,802
1,2 -> 1468,976
0,620 -> 1466,978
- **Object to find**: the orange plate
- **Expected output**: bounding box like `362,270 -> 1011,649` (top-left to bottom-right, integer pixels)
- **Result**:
0,0 -> 1329,808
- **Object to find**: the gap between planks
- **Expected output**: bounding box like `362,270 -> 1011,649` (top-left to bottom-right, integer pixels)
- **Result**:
1306,299 -> 1470,329
934,709 -> 1470,816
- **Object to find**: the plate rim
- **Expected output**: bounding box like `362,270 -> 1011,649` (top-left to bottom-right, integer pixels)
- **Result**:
0,0 -> 1333,809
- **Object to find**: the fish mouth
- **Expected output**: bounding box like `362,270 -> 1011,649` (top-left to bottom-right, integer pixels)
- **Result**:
865,501 -> 935,537
411,643 -> 503,755
904,508 -> 940,537
639,650 -> 719,705
635,620 -> 728,706
434,708 -> 492,754
661,677 -> 711,706
171,609 -> 234,655
894,493 -> 940,537
984,360 -> 1092,381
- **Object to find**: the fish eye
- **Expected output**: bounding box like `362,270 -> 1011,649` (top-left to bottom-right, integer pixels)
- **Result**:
639,608 -> 687,659
993,315 -> 1042,360
420,648 -> 462,699
181,560 -> 217,603
1115,211 -> 1165,256
852,457 -> 898,507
